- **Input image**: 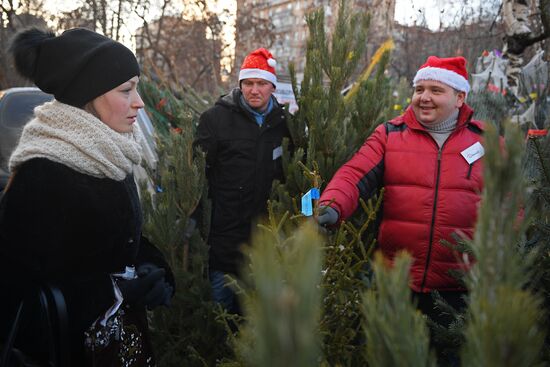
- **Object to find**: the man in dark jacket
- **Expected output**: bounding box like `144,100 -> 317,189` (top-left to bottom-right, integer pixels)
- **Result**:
196,48 -> 291,313
317,56 -> 484,358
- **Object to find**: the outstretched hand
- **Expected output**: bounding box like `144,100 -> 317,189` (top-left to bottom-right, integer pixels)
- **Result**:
316,205 -> 339,226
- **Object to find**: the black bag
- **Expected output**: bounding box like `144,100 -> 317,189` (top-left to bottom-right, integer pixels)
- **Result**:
83,307 -> 155,367
0,284 -> 70,367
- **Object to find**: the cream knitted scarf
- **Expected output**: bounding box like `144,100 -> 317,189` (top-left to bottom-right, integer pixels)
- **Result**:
9,100 -> 143,181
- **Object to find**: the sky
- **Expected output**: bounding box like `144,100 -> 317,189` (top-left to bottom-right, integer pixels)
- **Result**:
395,0 -> 445,30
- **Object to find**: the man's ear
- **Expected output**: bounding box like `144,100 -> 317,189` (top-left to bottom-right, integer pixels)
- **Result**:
456,91 -> 466,107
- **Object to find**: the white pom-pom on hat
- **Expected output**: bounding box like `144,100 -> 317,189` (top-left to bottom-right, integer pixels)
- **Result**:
267,58 -> 276,67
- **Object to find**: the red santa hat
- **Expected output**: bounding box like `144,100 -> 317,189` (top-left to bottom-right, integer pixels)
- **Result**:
239,48 -> 277,86
413,56 -> 470,93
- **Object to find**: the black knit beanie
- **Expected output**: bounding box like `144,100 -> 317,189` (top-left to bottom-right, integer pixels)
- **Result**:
10,27 -> 140,108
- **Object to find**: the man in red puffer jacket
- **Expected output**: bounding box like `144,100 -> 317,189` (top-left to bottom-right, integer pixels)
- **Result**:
318,55 -> 484,356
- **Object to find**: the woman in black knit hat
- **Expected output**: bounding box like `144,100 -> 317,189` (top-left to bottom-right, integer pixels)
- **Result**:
0,28 -> 174,366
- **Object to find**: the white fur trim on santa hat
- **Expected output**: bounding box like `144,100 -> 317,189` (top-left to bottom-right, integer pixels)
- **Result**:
413,66 -> 470,93
239,68 -> 277,85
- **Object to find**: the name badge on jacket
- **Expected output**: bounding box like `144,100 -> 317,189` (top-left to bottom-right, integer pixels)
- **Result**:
273,146 -> 283,160
461,142 -> 484,164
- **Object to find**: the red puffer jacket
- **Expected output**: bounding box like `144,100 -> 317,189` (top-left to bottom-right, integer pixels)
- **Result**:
320,104 -> 484,292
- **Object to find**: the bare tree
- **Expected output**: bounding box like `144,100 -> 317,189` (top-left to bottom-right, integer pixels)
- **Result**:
392,4 -> 504,82
0,0 -> 50,89
57,0 -> 144,41
56,6 -> 95,31
135,0 -> 228,94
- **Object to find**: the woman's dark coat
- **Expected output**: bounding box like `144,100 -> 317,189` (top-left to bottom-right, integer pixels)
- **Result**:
0,157 -> 173,364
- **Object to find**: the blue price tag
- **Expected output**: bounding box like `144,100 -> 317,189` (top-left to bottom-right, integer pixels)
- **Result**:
301,190 -> 313,216
301,188 -> 319,216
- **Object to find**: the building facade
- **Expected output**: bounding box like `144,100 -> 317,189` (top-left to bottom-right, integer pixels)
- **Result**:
234,0 -> 396,82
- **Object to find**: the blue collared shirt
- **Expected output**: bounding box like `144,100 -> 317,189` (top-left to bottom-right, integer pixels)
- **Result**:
240,95 -> 274,126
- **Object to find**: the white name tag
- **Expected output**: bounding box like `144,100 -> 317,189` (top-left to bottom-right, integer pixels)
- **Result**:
461,142 -> 484,164
273,146 -> 283,160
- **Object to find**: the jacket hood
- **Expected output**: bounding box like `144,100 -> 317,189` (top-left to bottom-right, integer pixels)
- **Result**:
216,87 -> 240,109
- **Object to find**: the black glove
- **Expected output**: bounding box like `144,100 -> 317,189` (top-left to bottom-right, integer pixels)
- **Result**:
316,206 -> 339,226
117,264 -> 172,309
136,263 -> 173,309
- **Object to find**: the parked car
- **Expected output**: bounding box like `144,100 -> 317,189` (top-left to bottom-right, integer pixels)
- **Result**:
0,87 -> 53,190
0,87 -> 157,192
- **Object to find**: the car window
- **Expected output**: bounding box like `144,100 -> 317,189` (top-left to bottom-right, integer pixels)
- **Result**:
0,89 -> 156,192
0,91 -> 52,129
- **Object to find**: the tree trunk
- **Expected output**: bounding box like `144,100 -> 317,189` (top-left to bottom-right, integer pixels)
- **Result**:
503,0 -> 532,96
502,0 -> 550,96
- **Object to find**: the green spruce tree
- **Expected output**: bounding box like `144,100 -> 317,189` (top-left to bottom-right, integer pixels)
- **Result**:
138,78 -> 231,366
362,252 -> 436,367
461,123 -> 546,366
226,218 -> 323,367
523,126 -> 550,363
267,0 -> 393,364
271,0 -> 391,215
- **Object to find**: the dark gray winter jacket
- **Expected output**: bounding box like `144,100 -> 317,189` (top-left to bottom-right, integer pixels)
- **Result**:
196,88 -> 291,274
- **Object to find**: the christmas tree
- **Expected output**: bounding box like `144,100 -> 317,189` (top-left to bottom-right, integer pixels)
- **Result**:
267,0 -> 394,364
138,78 -> 232,366
224,219 -> 323,367
461,123 -> 546,366
362,252 -> 436,367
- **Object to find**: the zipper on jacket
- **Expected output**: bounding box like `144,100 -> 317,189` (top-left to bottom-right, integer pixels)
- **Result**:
418,120 -> 476,290
420,148 -> 442,291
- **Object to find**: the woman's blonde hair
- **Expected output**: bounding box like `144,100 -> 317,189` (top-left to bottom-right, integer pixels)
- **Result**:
3,170 -> 17,193
84,101 -> 100,119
